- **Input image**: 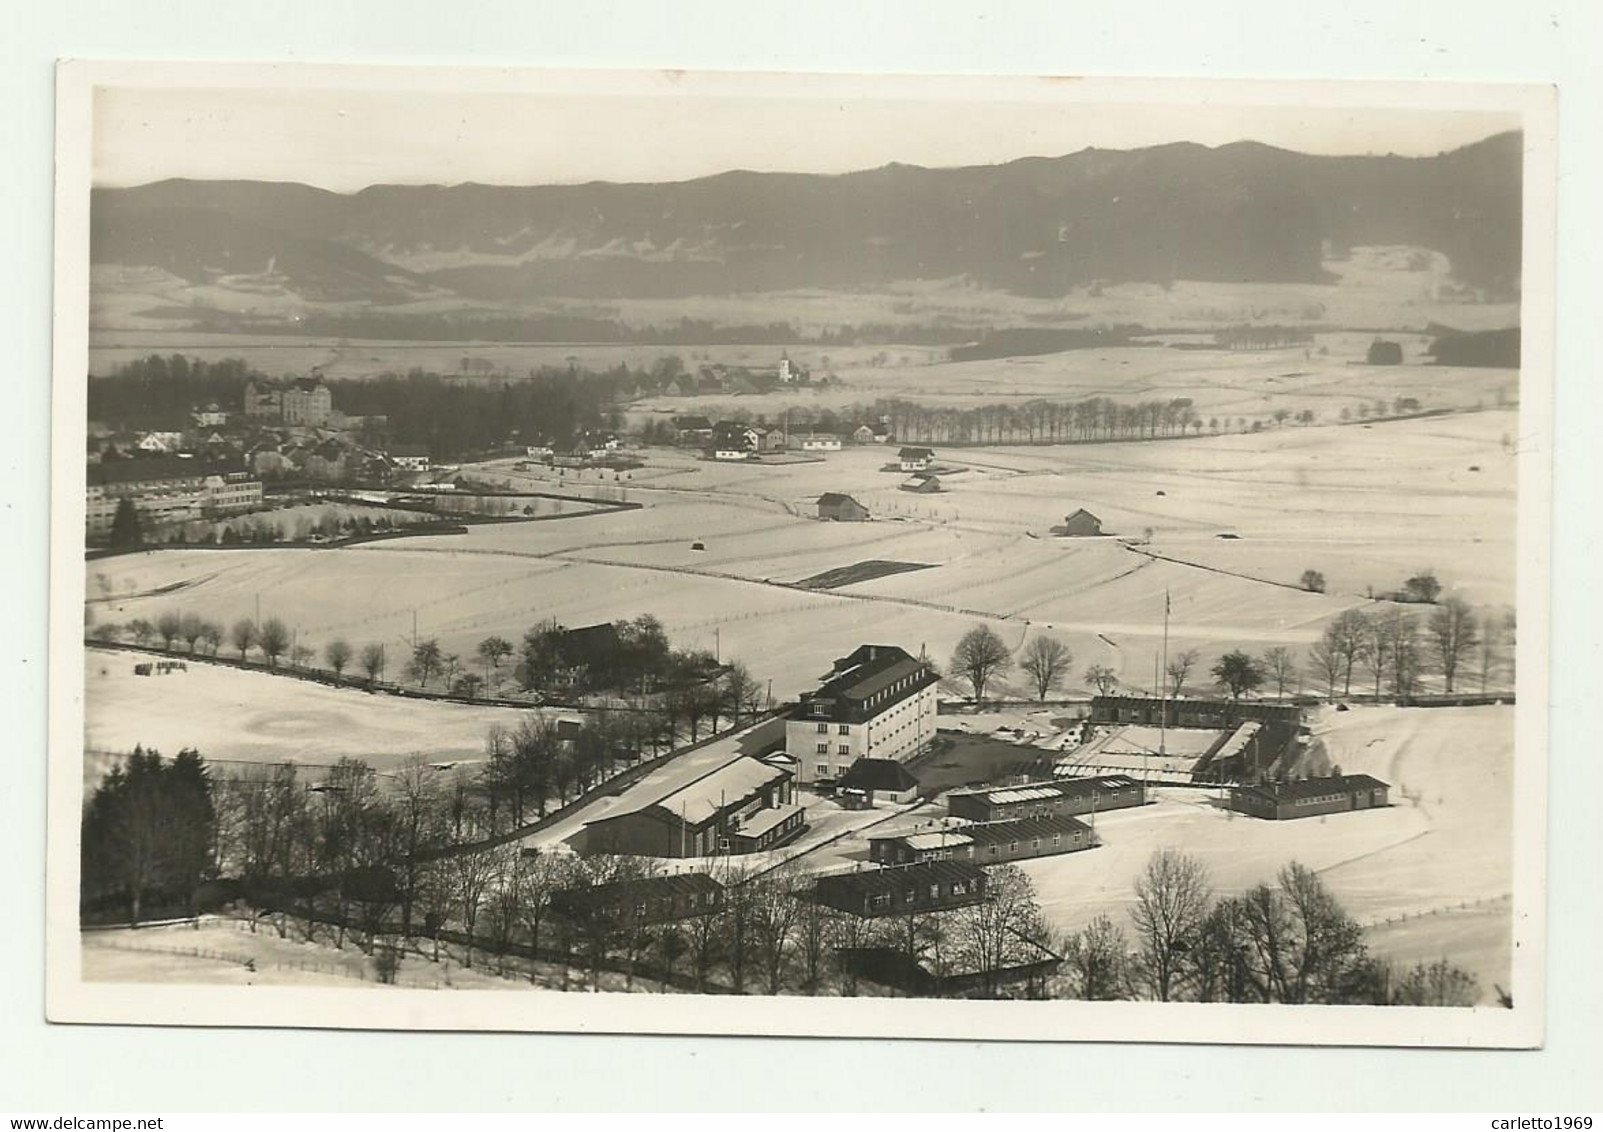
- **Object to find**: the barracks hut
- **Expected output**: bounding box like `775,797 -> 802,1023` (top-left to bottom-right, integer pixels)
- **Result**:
1228,774 -> 1390,821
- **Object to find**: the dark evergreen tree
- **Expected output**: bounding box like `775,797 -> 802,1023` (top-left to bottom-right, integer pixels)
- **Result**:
108,498 -> 143,547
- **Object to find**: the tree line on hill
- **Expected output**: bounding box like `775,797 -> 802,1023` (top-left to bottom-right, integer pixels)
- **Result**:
79,747 -> 1482,1004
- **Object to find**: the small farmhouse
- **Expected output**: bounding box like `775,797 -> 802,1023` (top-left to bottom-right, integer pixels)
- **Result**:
799,433 -> 843,452
852,425 -> 876,445
1228,774 -> 1390,821
1058,508 -> 1103,537
816,493 -> 870,522
899,446 -> 935,472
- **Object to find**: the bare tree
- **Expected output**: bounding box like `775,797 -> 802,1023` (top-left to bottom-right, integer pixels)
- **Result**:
1307,639 -> 1342,696
257,617 -> 289,667
1130,848 -> 1212,1001
1389,958 -> 1481,1006
1427,596 -> 1479,693
514,848 -> 574,971
749,861 -> 805,994
1060,914 -> 1131,1000
445,838 -> 498,969
1020,635 -> 1073,701
950,624 -> 1012,704
1389,612 -> 1425,697
198,620 -> 223,656
391,757 -> 442,939
155,610 -> 183,651
1262,646 -> 1298,699
719,661 -> 763,726
1320,610 -> 1371,696
408,638 -> 443,687
359,642 -> 386,683
1083,664 -> 1119,696
324,637 -> 353,677
1164,647 -> 1199,697
477,635 -> 513,680
178,612 -> 207,654
952,865 -> 1049,998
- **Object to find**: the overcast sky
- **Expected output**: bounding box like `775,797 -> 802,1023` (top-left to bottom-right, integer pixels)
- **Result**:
92,73 -> 1521,191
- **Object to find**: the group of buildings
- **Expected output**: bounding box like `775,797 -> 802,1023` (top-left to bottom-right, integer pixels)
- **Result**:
85,457 -> 265,537
538,641 -> 1393,997
674,416 -> 897,461
85,375 -> 451,541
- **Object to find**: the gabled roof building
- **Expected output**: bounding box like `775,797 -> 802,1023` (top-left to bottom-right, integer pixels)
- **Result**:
786,645 -> 940,785
571,755 -> 804,858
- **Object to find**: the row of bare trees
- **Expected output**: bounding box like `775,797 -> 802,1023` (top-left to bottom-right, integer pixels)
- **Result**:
1309,600 -> 1514,698
1057,849 -> 1485,1007
877,396 -> 1210,447
86,743 -> 1486,1003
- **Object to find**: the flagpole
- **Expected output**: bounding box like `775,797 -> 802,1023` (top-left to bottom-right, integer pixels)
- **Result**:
1159,589 -> 1170,758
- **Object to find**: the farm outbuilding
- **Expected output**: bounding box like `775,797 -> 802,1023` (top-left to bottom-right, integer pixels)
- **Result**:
1057,508 -> 1103,536
1228,774 -> 1390,821
816,493 -> 870,522
899,475 -> 942,493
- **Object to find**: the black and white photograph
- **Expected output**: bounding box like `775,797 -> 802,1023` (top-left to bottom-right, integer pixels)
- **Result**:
46,63 -> 1554,1046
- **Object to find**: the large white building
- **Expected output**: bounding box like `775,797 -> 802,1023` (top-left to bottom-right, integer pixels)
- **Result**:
85,459 -> 263,536
785,644 -> 940,785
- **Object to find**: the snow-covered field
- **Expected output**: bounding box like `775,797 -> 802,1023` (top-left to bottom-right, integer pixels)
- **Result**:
80,920 -> 659,991
84,646 -> 539,772
1010,703 -> 1515,1001
85,409 -> 1516,713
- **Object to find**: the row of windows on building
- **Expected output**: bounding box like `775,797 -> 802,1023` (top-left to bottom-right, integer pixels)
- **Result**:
863,673 -> 928,711
867,879 -> 974,910
923,835 -> 1069,860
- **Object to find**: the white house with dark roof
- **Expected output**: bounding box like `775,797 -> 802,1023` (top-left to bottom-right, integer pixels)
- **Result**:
899,446 -> 935,472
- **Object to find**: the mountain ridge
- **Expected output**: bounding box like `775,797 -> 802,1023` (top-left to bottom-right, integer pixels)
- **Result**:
91,131 -> 1523,304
